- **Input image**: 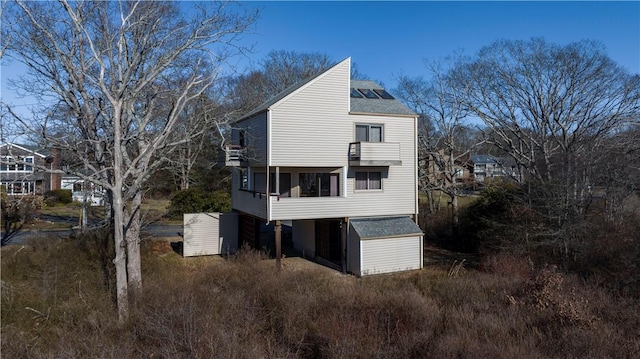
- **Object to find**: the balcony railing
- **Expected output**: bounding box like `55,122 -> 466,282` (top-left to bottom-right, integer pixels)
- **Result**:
219,145 -> 248,167
348,142 -> 402,166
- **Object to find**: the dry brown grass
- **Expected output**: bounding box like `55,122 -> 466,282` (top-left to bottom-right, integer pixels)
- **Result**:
2,236 -> 639,358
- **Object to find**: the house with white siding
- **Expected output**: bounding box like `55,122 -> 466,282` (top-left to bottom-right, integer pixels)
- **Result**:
223,57 -> 423,276
471,154 -> 520,184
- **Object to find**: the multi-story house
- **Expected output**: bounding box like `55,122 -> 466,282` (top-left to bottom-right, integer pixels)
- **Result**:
0,143 -> 59,195
471,154 -> 519,183
223,58 -> 423,276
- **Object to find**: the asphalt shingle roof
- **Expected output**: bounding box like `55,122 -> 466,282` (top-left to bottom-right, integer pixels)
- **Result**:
351,216 -> 423,239
350,80 -> 416,116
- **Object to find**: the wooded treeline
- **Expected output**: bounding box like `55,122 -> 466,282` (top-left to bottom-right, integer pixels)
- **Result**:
2,0 -> 638,319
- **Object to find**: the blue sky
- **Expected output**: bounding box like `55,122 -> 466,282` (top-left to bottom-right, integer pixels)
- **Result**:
237,1 -> 640,89
2,1 -> 639,113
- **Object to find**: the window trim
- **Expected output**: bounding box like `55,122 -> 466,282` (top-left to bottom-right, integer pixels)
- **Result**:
299,172 -> 341,197
354,171 -> 383,191
355,123 -> 384,143
1,155 -> 35,172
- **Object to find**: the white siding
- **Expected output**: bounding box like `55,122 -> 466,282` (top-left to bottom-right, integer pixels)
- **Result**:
360,236 -> 422,276
269,59 -> 351,167
270,161 -> 416,220
233,57 -> 418,226
183,213 -> 238,257
231,186 -> 267,219
236,112 -> 268,166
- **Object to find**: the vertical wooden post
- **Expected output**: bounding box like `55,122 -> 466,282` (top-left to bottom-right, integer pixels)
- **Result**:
341,218 -> 347,274
275,220 -> 282,271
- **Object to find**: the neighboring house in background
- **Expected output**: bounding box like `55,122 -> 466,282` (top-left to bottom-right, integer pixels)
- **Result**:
421,151 -> 474,187
60,176 -> 105,206
0,143 -> 59,195
1,143 -> 103,204
471,154 -> 519,183
222,57 -> 423,276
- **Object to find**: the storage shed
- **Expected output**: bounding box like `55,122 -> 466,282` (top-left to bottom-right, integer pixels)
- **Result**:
348,216 -> 423,276
183,212 -> 238,257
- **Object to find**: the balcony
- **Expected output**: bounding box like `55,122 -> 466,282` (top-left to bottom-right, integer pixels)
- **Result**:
219,145 -> 248,167
348,142 -> 402,166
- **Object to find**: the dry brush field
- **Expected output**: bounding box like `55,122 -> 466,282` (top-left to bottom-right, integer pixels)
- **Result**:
2,234 -> 639,359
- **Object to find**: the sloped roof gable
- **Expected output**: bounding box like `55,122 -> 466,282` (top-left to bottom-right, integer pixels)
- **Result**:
351,216 -> 423,240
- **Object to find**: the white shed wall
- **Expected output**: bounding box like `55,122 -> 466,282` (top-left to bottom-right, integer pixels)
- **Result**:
360,236 -> 422,276
183,212 -> 238,257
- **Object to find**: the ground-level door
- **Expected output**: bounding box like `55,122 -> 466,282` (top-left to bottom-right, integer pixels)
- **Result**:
238,214 -> 261,249
315,219 -> 342,264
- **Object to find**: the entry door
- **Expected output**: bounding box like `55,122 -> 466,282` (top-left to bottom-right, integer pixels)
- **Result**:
315,220 -> 342,263
239,215 -> 260,249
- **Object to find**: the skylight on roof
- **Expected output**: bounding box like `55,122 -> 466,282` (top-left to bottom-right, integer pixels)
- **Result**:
358,88 -> 379,99
350,88 -> 364,98
373,88 -> 395,99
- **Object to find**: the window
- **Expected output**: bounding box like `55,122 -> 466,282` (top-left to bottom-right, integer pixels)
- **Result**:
350,88 -> 364,98
1,156 -> 34,172
239,168 -> 248,190
1,181 -> 35,195
372,88 -> 395,99
358,88 -> 379,99
254,172 -> 266,193
355,124 -> 382,142
355,171 -> 382,190
239,130 -> 247,148
299,173 -> 340,197
269,173 -> 291,197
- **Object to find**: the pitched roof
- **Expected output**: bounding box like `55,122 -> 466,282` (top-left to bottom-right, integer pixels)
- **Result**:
238,58 -> 416,120
471,154 -> 499,164
351,216 -> 423,240
0,143 -> 48,157
350,80 -> 416,116
471,154 -> 516,167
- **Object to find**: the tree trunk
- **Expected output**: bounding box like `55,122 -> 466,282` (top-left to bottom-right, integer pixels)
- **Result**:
126,190 -> 143,296
451,193 -> 459,239
111,187 -> 129,322
112,107 -> 129,322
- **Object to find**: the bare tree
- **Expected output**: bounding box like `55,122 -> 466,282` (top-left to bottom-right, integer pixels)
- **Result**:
455,38 -> 640,222
2,0 -> 256,320
396,58 -> 482,235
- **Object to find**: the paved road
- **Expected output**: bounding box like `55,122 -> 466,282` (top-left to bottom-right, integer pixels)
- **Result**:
4,224 -> 183,246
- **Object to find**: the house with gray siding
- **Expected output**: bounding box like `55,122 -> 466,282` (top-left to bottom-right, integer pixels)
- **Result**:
1,143 -> 57,195
223,57 -> 422,276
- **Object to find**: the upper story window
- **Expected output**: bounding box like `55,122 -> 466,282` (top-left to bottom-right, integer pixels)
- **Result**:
299,172 -> 340,197
355,171 -> 382,190
355,124 -> 383,142
239,130 -> 247,148
1,156 -> 34,172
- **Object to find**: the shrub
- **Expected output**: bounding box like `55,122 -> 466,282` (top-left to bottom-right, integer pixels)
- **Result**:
167,188 -> 231,218
44,189 -> 73,206
1,194 -> 43,246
